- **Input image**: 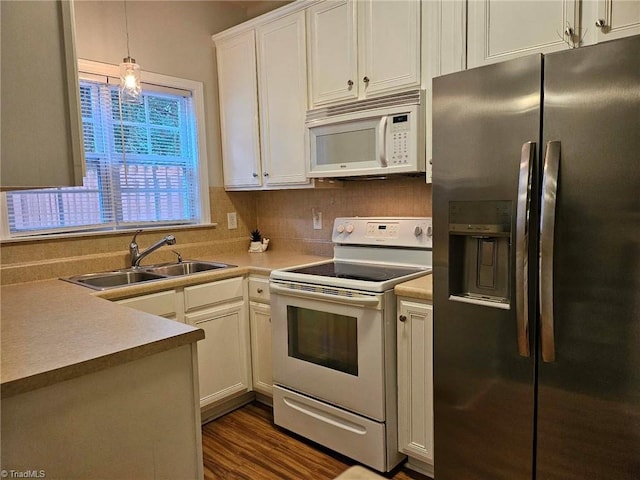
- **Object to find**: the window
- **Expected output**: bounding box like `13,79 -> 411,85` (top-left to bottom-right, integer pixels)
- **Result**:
4,62 -> 209,238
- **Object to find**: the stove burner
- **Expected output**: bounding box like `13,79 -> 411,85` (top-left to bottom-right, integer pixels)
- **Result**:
289,262 -> 426,283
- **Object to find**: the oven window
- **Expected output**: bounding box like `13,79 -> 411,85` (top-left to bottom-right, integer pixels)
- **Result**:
287,306 -> 358,376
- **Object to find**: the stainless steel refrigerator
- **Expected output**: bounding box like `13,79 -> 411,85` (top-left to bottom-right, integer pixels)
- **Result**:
432,35 -> 640,480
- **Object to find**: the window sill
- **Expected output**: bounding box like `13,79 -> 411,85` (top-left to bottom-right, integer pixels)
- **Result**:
0,223 -> 219,244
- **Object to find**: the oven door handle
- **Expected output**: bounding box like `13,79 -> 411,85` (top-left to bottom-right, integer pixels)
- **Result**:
269,284 -> 380,307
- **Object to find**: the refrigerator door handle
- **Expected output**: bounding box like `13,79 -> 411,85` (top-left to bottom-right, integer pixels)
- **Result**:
539,141 -> 560,363
515,141 -> 535,357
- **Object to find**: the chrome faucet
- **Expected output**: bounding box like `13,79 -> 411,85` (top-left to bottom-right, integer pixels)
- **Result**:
129,230 -> 176,267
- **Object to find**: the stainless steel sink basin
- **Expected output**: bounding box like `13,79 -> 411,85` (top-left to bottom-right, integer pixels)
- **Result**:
62,260 -> 237,290
64,270 -> 166,290
143,261 -> 236,276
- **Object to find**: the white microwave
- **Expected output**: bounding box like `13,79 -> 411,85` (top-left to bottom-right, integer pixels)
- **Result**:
305,90 -> 425,178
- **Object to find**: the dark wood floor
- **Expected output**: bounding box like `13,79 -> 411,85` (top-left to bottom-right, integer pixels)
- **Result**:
202,402 -> 431,480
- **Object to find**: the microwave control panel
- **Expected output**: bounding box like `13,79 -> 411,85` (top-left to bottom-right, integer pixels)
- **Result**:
390,114 -> 411,165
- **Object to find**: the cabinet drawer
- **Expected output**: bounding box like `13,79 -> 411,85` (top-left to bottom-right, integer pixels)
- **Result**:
116,290 -> 176,318
248,277 -> 270,303
184,277 -> 243,311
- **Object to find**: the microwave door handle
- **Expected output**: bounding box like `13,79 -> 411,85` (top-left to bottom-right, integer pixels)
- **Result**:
378,116 -> 388,167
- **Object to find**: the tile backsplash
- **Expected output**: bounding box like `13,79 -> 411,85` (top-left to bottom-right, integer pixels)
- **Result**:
256,176 -> 432,256
0,178 -> 431,284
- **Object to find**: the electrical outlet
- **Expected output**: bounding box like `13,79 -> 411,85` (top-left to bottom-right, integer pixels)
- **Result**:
312,209 -> 322,230
227,212 -> 237,229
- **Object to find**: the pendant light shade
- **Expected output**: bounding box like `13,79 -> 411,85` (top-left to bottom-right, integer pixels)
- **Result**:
120,1 -> 142,103
119,56 -> 142,103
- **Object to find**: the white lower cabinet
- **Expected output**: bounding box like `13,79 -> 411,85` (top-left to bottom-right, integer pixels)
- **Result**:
113,275 -> 273,408
248,276 -> 273,397
397,297 -> 434,472
249,302 -> 272,396
184,277 -> 251,408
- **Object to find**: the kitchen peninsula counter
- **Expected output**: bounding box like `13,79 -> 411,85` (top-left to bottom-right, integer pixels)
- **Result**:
1,251 -> 328,398
1,250 -> 328,478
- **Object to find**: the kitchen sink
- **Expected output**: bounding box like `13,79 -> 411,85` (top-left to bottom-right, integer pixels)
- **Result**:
142,261 -> 234,276
62,261 -> 237,290
64,270 -> 167,290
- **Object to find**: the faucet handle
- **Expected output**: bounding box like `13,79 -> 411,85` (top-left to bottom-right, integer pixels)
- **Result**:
172,250 -> 183,263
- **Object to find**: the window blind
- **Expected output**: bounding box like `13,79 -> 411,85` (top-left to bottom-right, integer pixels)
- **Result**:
6,78 -> 201,236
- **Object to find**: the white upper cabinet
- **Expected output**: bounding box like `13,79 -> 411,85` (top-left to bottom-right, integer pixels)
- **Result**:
590,0 -> 640,42
1,0 -> 85,188
307,0 -> 358,105
256,11 -> 309,187
467,0 -> 579,68
358,0 -> 421,97
307,0 -> 421,108
216,30 -> 262,189
214,9 -> 311,191
467,0 -> 640,68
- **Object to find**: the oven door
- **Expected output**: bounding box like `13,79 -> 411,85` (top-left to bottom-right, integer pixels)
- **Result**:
270,282 -> 385,421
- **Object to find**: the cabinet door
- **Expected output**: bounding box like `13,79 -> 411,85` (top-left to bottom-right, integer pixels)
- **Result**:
1,0 -> 85,188
467,0 -> 578,68
257,12 -> 309,187
249,301 -> 273,396
592,0 -> 640,42
359,0 -> 421,96
307,0 -> 358,106
186,301 -> 251,407
397,299 -> 434,465
216,31 -> 262,189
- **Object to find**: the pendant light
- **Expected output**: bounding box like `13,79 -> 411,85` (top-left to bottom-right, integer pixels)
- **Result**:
119,0 -> 142,103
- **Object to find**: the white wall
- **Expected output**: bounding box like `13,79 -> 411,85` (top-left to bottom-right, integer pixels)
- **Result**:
74,1 -> 249,187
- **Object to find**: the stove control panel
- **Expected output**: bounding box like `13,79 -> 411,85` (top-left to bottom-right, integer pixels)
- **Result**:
333,217 -> 433,248
366,222 -> 400,238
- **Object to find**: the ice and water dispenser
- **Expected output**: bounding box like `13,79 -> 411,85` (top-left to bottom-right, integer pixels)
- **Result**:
448,201 -> 512,309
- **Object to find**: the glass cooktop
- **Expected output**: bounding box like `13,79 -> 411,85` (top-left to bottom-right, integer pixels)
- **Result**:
289,262 -> 426,283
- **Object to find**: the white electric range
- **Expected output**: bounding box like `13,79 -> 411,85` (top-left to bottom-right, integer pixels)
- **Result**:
269,217 -> 432,472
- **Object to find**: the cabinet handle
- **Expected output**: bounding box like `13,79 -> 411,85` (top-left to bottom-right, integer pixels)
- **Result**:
363,76 -> 370,85
252,172 -> 258,178
347,79 -> 353,88
264,172 -> 269,177
399,315 -> 407,322
257,288 -> 263,294
564,26 -> 574,37
595,19 -> 606,28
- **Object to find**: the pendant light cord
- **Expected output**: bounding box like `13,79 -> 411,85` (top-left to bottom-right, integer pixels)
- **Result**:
121,0 -> 131,183
124,0 -> 131,58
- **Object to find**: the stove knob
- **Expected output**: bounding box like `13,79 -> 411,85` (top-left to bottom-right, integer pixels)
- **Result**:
336,224 -> 345,234
345,224 -> 355,234
414,225 -> 423,236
